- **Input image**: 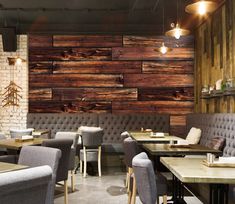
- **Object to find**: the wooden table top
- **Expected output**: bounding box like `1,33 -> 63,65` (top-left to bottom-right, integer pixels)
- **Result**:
32,129 -> 50,136
143,144 -> 222,156
160,157 -> 235,184
0,162 -> 27,173
129,131 -> 183,143
0,138 -> 45,150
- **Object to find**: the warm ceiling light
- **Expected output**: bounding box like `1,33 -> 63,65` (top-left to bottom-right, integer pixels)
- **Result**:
7,57 -> 26,66
155,42 -> 172,55
165,23 -> 190,39
185,0 -> 218,15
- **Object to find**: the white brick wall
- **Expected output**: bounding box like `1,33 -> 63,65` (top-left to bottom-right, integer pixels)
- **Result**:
0,35 -> 28,136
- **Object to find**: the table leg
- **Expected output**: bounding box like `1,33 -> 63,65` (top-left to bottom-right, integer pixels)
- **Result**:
210,184 -> 229,204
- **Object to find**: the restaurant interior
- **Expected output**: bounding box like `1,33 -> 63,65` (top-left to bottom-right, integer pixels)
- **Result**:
0,0 -> 234,204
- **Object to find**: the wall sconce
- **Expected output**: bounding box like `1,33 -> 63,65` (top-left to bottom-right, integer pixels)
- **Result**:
7,57 -> 26,66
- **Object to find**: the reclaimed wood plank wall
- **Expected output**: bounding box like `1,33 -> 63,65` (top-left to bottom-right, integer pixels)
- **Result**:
28,34 -> 194,136
195,0 -> 235,113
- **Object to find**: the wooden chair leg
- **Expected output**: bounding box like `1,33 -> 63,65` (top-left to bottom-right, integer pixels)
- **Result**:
71,170 -> 75,192
125,172 -> 129,187
127,168 -> 131,193
162,195 -> 167,204
131,176 -> 136,204
80,160 -> 83,174
83,146 -> 87,178
64,180 -> 68,204
98,146 -> 102,177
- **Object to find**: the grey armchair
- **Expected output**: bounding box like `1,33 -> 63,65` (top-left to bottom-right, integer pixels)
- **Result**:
0,165 -> 52,204
80,128 -> 103,177
132,152 -> 167,204
42,139 -> 73,204
55,131 -> 79,191
9,128 -> 34,138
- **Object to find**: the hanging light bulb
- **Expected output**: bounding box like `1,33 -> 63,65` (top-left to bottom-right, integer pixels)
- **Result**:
185,0 -> 217,16
155,42 -> 172,55
165,23 -> 190,40
15,57 -> 23,65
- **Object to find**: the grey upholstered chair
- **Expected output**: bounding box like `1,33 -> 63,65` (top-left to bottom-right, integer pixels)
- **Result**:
0,165 -> 52,204
55,131 -> 79,191
132,152 -> 167,204
9,128 -> 34,138
18,146 -> 61,204
0,133 -> 6,155
42,139 -> 73,204
122,136 -> 141,204
80,128 -> 104,177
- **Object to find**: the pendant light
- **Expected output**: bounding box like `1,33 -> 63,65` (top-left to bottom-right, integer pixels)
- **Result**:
185,0 -> 217,16
155,1 -> 172,55
165,0 -> 190,39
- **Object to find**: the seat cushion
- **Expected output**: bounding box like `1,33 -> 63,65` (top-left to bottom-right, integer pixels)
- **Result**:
186,127 -> 202,144
80,149 -> 98,162
206,137 -> 225,151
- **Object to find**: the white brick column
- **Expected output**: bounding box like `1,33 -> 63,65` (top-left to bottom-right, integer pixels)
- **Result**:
0,35 -> 28,136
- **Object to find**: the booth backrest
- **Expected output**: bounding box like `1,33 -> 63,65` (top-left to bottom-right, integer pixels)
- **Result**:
27,113 -> 170,144
186,114 -> 235,156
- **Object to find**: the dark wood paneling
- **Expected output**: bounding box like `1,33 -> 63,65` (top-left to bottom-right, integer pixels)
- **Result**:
170,125 -> 186,138
124,74 -> 193,88
139,88 -> 194,101
53,35 -> 122,47
53,61 -> 142,74
28,35 -> 52,48
143,61 -> 193,74
53,88 -> 137,101
123,35 -> 194,48
29,89 -> 52,101
29,48 -> 112,61
30,74 -> 123,88
29,62 -> 53,74
112,47 -> 194,60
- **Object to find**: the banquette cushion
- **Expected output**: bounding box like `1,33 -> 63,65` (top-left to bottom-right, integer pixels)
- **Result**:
206,137 -> 225,151
185,127 -> 202,144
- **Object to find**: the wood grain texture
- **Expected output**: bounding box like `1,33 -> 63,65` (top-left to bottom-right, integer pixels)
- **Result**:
30,74 -> 123,88
29,62 -> 53,74
29,89 -> 52,101
28,35 -> 52,47
53,61 -> 142,74
52,88 -> 137,101
53,35 -> 122,47
112,47 -> 194,60
29,48 -> 112,61
138,88 -> 194,101
143,61 -> 193,74
124,74 -> 193,88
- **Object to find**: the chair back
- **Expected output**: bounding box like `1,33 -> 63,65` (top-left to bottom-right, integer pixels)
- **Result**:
0,165 -> 52,204
9,128 -> 34,138
18,146 -> 61,204
42,139 -> 73,182
132,152 -> 157,204
55,131 -> 79,150
123,137 -> 140,168
82,129 -> 103,147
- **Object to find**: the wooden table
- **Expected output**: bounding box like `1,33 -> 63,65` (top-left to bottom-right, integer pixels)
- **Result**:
143,144 -> 222,156
32,129 -> 51,138
161,157 -> 234,204
129,131 -> 184,143
0,138 -> 45,151
0,162 -> 27,173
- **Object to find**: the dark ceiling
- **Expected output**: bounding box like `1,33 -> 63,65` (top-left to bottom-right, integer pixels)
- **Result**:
0,0 -> 200,34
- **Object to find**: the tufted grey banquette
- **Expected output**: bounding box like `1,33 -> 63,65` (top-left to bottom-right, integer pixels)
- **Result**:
27,113 -> 170,153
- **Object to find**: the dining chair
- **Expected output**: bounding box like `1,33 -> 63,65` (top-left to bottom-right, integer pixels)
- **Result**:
0,165 -> 52,204
122,136 -> 140,204
55,131 -> 79,192
80,128 -> 103,177
42,139 -> 73,204
132,152 -> 168,204
9,128 -> 34,138
18,146 -> 61,204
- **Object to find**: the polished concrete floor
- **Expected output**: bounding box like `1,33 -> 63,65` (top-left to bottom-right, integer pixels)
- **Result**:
54,168 -> 203,204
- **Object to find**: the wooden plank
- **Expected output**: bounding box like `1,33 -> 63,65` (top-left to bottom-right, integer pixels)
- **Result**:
29,74 -> 123,88
112,47 -> 194,60
29,101 -> 111,113
29,48 -> 112,61
124,74 -> 193,88
53,61 -> 142,74
142,61 -> 194,74
52,88 -> 137,101
138,88 -> 194,101
112,101 -> 194,114
29,89 -> 52,101
53,35 -> 122,47
28,35 -> 52,47
123,35 -> 194,48
170,115 -> 186,126
29,62 -> 53,74
170,125 -> 186,137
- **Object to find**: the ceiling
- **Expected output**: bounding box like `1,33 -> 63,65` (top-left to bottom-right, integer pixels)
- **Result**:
0,0 -> 201,34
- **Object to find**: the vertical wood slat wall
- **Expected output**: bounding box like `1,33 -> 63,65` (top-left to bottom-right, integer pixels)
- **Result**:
195,0 -> 235,113
28,35 -> 194,136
